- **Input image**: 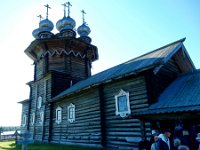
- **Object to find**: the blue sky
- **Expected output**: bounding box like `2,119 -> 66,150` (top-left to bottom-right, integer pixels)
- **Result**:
0,0 -> 200,126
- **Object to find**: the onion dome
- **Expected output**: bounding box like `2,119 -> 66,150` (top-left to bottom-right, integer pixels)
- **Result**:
56,16 -> 76,32
77,10 -> 91,43
32,28 -> 41,39
56,2 -> 76,37
39,18 -> 54,32
32,5 -> 54,39
77,23 -> 91,37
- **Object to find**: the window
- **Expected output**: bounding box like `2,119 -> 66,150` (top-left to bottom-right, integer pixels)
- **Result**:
68,103 -> 75,123
22,114 -> 27,127
56,106 -> 62,124
43,80 -> 48,102
39,111 -> 44,125
30,113 -> 35,125
37,96 -> 42,109
115,89 -> 131,118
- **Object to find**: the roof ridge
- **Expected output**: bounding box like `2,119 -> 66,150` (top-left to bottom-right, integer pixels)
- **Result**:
124,37 -> 186,64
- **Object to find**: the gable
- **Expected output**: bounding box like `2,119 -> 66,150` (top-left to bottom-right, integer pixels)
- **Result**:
135,69 -> 200,116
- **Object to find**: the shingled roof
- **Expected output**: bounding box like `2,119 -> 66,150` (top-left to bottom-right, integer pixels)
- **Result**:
52,38 -> 193,102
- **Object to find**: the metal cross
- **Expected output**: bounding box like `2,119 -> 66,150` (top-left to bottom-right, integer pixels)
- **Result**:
81,9 -> 86,24
66,2 -> 72,17
62,3 -> 67,17
37,15 -> 43,22
44,4 -> 51,19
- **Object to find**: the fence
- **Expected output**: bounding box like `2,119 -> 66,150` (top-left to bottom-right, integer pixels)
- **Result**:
0,131 -> 20,141
0,134 -> 16,141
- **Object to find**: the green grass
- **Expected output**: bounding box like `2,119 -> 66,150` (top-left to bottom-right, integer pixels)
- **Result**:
0,141 -> 102,150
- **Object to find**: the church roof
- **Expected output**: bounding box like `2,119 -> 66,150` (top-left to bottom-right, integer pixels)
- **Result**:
134,69 -> 200,115
52,38 -> 194,101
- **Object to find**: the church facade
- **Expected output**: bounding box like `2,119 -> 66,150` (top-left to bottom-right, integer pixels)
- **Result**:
19,3 -> 200,150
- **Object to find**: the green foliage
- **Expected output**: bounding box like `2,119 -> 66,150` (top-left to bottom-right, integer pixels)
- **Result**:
0,126 -> 20,132
0,141 -> 103,150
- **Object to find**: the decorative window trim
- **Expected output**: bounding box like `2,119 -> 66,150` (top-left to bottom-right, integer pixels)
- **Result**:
39,111 -> 44,125
115,89 -> 131,118
43,80 -> 47,102
37,96 -> 42,109
30,113 -> 35,125
56,106 -> 62,124
68,103 -> 75,123
22,114 -> 27,127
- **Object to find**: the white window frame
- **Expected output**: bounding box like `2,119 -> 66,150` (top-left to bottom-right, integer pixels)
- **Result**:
56,106 -> 62,124
115,89 -> 131,118
22,114 -> 27,127
30,113 -> 35,125
39,111 -> 44,125
37,96 -> 42,109
68,103 -> 75,123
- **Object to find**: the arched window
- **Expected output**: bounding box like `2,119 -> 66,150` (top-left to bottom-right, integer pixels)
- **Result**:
56,106 -> 62,124
115,89 -> 131,118
68,103 -> 75,123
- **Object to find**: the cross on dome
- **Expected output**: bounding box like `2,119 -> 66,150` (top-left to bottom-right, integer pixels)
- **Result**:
37,15 -> 43,22
81,9 -> 86,24
44,4 -> 51,19
67,2 -> 72,17
62,3 -> 67,17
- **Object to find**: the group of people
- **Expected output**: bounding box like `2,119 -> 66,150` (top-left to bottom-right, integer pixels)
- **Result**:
150,129 -> 189,150
139,125 -> 200,150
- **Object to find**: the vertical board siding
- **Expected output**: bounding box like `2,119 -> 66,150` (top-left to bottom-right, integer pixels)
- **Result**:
103,75 -> 148,150
36,59 -> 44,80
154,57 -> 182,100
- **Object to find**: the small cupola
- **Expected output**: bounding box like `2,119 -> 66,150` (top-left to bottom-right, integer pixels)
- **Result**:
77,10 -> 91,43
32,15 -> 42,39
32,4 -> 54,39
56,2 -> 76,37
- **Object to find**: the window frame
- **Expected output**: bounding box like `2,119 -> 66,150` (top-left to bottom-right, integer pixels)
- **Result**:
115,89 -> 131,118
30,113 -> 35,125
68,103 -> 75,123
22,114 -> 27,127
56,106 -> 62,124
39,111 -> 44,125
37,96 -> 42,109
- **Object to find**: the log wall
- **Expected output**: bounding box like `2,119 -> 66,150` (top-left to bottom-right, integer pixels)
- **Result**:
102,75 -> 150,150
50,89 -> 102,148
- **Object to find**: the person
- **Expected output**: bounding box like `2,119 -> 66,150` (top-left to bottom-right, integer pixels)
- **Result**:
139,137 -> 151,150
196,133 -> 200,150
177,145 -> 189,150
173,138 -> 181,150
150,135 -> 158,150
150,130 -> 159,145
157,129 -> 173,150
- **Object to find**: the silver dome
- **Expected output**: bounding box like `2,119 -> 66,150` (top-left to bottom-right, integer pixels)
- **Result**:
56,19 -> 63,31
77,23 -> 91,37
39,19 -> 54,32
56,16 -> 76,32
32,28 -> 41,39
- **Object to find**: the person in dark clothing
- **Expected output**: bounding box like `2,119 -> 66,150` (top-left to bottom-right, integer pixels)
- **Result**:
139,138 -> 151,150
157,129 -> 173,150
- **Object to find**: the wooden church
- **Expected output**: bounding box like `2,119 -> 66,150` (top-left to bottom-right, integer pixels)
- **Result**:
19,2 -> 200,150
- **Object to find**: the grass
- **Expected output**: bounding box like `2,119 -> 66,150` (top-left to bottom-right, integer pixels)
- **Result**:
0,141 -> 102,150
